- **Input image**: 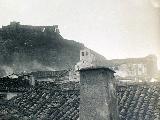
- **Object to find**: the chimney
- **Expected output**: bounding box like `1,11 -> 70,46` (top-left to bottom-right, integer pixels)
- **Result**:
79,67 -> 118,120
29,74 -> 35,86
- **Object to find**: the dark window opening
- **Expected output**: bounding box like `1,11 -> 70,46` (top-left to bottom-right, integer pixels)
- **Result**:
82,52 -> 84,56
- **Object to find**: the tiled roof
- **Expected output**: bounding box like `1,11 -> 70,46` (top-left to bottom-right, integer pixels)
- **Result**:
8,88 -> 80,120
0,76 -> 31,92
117,83 -> 160,120
1,82 -> 160,120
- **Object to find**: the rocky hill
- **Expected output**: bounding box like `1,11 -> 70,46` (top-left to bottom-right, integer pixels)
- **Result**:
0,22 -> 84,76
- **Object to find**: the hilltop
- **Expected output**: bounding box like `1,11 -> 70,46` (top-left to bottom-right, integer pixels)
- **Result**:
0,22 -> 84,76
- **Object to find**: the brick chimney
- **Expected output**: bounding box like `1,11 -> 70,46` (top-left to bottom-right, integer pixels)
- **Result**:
79,67 -> 118,120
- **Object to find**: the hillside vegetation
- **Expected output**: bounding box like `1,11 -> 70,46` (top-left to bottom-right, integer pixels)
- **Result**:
0,22 -> 84,76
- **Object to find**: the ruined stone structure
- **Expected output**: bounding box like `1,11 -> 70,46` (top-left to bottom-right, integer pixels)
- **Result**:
76,48 -> 158,82
108,55 -> 158,81
79,67 -> 118,120
2,21 -> 60,34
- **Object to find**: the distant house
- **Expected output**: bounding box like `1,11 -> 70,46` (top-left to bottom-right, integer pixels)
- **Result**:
75,48 -> 107,70
31,69 -> 80,82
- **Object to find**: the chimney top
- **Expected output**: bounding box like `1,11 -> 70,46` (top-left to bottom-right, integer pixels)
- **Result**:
78,66 -> 115,73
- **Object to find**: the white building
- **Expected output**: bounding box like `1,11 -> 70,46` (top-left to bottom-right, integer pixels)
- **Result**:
75,48 -> 107,70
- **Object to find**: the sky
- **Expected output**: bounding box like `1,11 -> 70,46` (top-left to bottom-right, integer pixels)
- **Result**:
0,0 -> 160,68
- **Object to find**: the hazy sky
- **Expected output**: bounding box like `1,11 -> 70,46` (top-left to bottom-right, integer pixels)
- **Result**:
0,0 -> 160,66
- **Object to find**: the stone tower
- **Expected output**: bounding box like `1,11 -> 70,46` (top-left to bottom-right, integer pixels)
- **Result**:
79,67 -> 118,120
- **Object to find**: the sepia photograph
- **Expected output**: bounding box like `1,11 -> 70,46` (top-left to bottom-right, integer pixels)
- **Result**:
0,0 -> 160,120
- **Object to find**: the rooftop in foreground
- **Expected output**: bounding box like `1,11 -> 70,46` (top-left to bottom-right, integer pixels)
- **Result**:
0,81 -> 160,120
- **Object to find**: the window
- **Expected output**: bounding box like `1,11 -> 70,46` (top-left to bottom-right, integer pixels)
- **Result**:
82,52 -> 84,56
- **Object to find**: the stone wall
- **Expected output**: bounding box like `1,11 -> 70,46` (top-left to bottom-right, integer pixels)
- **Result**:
79,67 -> 118,120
